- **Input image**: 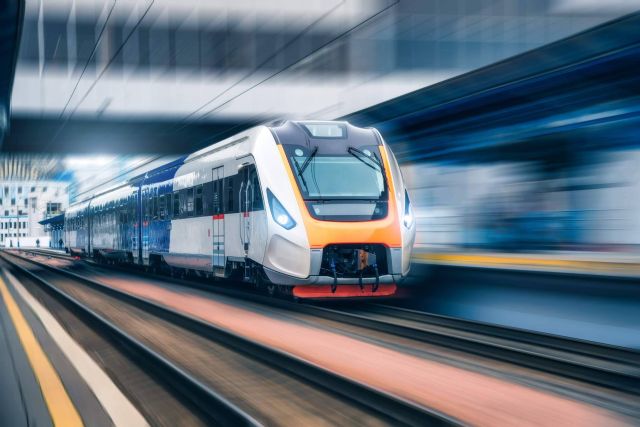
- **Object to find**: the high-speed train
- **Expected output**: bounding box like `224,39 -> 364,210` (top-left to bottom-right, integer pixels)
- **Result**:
65,121 -> 416,298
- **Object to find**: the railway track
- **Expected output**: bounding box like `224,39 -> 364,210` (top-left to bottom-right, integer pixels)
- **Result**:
17,249 -> 640,395
2,250 -> 455,426
305,303 -> 640,395
2,252 -> 259,426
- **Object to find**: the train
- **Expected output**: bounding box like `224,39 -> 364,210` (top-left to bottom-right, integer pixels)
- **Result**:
65,120 -> 416,298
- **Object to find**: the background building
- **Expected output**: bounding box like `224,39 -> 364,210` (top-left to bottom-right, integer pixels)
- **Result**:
0,180 -> 69,247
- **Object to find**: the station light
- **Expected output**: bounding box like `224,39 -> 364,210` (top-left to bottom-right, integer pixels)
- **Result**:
403,189 -> 414,229
267,189 -> 296,230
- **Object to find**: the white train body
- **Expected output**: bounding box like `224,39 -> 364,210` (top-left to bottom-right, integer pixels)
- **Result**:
65,121 -> 416,298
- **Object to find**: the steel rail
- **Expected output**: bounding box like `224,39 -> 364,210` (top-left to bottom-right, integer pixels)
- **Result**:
365,303 -> 640,366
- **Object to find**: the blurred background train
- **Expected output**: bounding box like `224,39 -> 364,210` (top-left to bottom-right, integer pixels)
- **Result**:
64,121 -> 416,298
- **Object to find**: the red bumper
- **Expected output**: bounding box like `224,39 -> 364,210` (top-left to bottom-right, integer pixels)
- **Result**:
292,283 -> 396,299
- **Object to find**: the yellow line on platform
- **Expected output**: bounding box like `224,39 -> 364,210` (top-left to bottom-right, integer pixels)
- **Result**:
0,276 -> 83,427
414,253 -> 640,272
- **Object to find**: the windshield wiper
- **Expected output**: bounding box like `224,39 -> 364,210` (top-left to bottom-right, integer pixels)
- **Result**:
298,146 -> 318,175
293,146 -> 318,194
348,147 -> 382,172
292,156 -> 310,193
347,147 -> 384,174
348,146 -> 389,197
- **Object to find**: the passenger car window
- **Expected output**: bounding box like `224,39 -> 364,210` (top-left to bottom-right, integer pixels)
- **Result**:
173,191 -> 180,218
186,188 -> 194,215
225,177 -> 234,213
195,185 -> 203,216
144,194 -> 151,220
152,195 -> 158,220
158,195 -> 166,219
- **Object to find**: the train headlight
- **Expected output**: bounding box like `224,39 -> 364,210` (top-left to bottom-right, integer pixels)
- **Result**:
267,189 -> 296,230
403,189 -> 414,228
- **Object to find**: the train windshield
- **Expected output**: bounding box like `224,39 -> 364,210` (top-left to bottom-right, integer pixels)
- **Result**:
286,145 -> 389,221
291,153 -> 385,200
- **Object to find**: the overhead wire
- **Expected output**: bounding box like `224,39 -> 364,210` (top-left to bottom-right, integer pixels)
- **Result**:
176,0 -> 399,128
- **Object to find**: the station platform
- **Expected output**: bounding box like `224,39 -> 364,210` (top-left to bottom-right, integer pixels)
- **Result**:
0,268 -> 145,426
413,249 -> 640,277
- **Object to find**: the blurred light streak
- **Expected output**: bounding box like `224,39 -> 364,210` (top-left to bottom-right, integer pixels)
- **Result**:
552,0 -> 640,14
546,109 -> 629,128
64,155 -> 116,168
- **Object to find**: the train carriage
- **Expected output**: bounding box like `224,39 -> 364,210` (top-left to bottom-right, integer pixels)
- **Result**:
65,121 -> 416,298
65,199 -> 90,256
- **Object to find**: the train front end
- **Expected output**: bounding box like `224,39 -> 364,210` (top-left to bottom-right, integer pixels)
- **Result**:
260,121 -> 415,299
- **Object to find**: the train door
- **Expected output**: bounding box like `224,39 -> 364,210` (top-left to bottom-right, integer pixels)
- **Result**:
212,167 -> 225,269
239,164 -> 252,254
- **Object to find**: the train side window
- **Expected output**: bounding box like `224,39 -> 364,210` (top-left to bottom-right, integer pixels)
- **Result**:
159,195 -> 164,219
173,191 -> 180,218
186,188 -> 194,216
250,167 -> 263,210
225,177 -> 234,213
158,195 -> 166,219
204,181 -> 214,215
178,189 -> 186,216
240,169 -> 248,212
195,185 -> 203,216
154,195 -> 159,220
144,194 -> 150,220
130,197 -> 136,223
152,195 -> 158,220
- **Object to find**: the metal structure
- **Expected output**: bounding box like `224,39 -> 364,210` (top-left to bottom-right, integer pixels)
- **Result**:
0,0 -> 23,146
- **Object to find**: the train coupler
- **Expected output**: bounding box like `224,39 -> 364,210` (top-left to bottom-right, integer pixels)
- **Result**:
372,264 -> 379,292
331,262 -> 338,293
